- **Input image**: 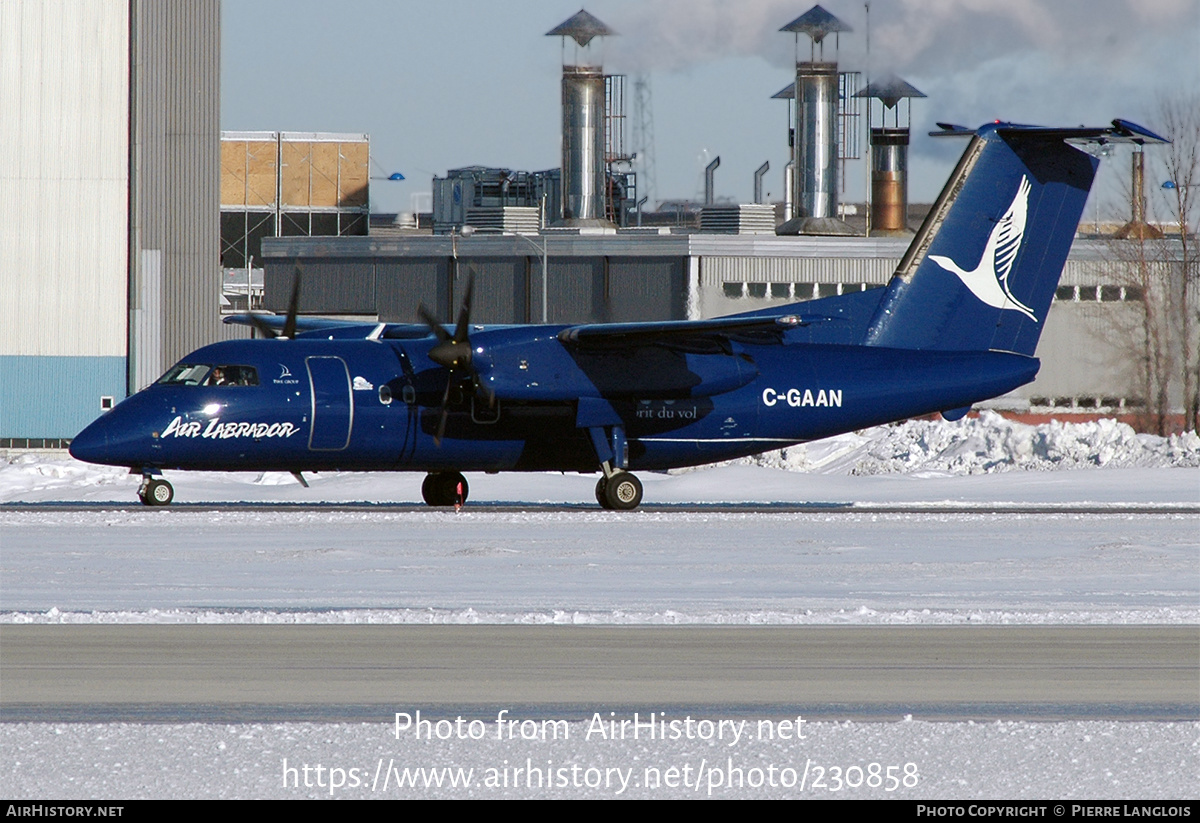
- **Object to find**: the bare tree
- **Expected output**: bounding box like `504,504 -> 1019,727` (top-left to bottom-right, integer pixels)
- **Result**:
1091,229 -> 1174,435
1149,92 -> 1200,434
1091,95 -> 1200,435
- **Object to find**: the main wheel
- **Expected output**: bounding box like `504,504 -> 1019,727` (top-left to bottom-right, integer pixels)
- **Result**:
141,478 -> 174,507
603,471 -> 642,511
421,471 -> 468,507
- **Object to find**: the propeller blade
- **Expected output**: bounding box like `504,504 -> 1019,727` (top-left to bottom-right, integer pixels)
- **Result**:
418,304 -> 452,343
281,269 -> 301,339
453,272 -> 475,344
434,378 -> 452,446
244,313 -> 279,340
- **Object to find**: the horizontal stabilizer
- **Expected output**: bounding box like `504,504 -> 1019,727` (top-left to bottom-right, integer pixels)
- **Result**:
931,119 -> 1168,146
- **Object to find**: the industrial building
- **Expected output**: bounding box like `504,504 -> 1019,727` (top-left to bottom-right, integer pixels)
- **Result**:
220,131 -> 372,310
0,0 -> 220,446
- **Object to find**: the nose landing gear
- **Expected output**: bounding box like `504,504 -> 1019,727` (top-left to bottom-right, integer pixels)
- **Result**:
138,476 -> 174,506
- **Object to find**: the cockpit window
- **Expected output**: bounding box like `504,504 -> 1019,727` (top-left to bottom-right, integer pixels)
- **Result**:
158,364 -> 211,386
206,365 -> 259,387
157,364 -> 260,387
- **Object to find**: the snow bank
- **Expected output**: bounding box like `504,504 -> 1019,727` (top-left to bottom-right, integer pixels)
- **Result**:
736,412 -> 1200,476
5,606 -> 1197,626
0,453 -> 129,499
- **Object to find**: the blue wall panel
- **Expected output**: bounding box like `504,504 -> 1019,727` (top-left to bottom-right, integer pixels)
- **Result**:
0,356 -> 127,439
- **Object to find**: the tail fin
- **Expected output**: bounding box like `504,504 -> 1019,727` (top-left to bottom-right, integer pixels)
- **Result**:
864,119 -> 1166,355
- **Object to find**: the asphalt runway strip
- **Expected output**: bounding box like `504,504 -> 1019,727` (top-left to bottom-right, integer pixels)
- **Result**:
1,625 -> 1196,721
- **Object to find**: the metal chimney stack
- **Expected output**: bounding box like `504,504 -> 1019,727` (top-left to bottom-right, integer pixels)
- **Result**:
794,61 -> 840,220
778,5 -> 854,235
547,10 -> 616,226
855,74 -> 925,236
1115,149 -> 1165,240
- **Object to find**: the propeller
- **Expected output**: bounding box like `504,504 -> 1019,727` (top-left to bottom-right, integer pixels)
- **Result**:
420,274 -> 474,371
418,271 -> 492,445
245,268 -> 302,340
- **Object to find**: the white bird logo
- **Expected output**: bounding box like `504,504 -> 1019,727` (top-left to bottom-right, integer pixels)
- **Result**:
929,175 -> 1037,322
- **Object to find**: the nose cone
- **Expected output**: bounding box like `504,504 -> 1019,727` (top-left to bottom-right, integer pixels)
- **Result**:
69,395 -> 156,468
69,411 -> 120,465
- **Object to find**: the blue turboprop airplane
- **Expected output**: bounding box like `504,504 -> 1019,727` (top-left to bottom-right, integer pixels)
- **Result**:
70,119 -> 1165,509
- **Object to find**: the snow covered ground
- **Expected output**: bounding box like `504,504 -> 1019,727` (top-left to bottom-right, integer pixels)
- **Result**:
3,412 -> 1197,509
1,415 -> 1197,798
4,718 -> 1196,799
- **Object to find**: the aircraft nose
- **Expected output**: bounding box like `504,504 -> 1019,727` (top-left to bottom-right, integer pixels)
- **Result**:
69,399 -> 152,468
69,414 -> 115,465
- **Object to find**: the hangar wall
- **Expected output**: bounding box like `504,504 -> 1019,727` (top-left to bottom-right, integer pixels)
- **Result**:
0,0 -> 130,441
130,0 -> 222,390
0,0 -> 220,443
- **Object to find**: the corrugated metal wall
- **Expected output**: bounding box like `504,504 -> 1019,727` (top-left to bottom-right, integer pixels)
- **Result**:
0,0 -> 129,437
456,259 -> 529,324
0,357 -> 127,440
0,0 -> 130,359
264,240 -> 689,326
608,258 -> 687,322
377,259 -> 451,323
701,256 -> 898,285
0,1 -> 220,438
130,0 -> 221,387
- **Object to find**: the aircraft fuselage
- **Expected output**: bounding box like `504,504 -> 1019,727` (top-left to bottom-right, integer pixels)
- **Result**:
71,330 -> 1037,476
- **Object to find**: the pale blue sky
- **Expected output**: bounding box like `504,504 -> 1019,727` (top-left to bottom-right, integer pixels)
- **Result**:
221,0 -> 1199,217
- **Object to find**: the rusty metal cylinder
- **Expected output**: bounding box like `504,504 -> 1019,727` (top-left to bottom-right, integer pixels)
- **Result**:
793,62 -> 839,220
1131,150 -> 1146,225
870,127 -> 909,233
561,66 -> 606,221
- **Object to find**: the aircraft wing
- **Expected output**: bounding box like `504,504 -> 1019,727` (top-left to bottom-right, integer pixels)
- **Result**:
224,314 -> 357,333
223,314 -> 430,339
557,313 -> 819,348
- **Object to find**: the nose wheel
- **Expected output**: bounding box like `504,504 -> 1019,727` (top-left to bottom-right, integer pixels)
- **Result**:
596,471 -> 642,511
138,477 -> 174,507
422,471 -> 469,507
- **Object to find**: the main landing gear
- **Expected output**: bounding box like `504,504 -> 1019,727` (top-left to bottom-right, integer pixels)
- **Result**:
595,470 -> 643,511
137,475 -> 174,507
422,471 -> 468,507
583,415 -> 642,510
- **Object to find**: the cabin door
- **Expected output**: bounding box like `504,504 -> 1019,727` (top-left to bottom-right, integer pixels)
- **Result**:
306,356 -> 353,450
